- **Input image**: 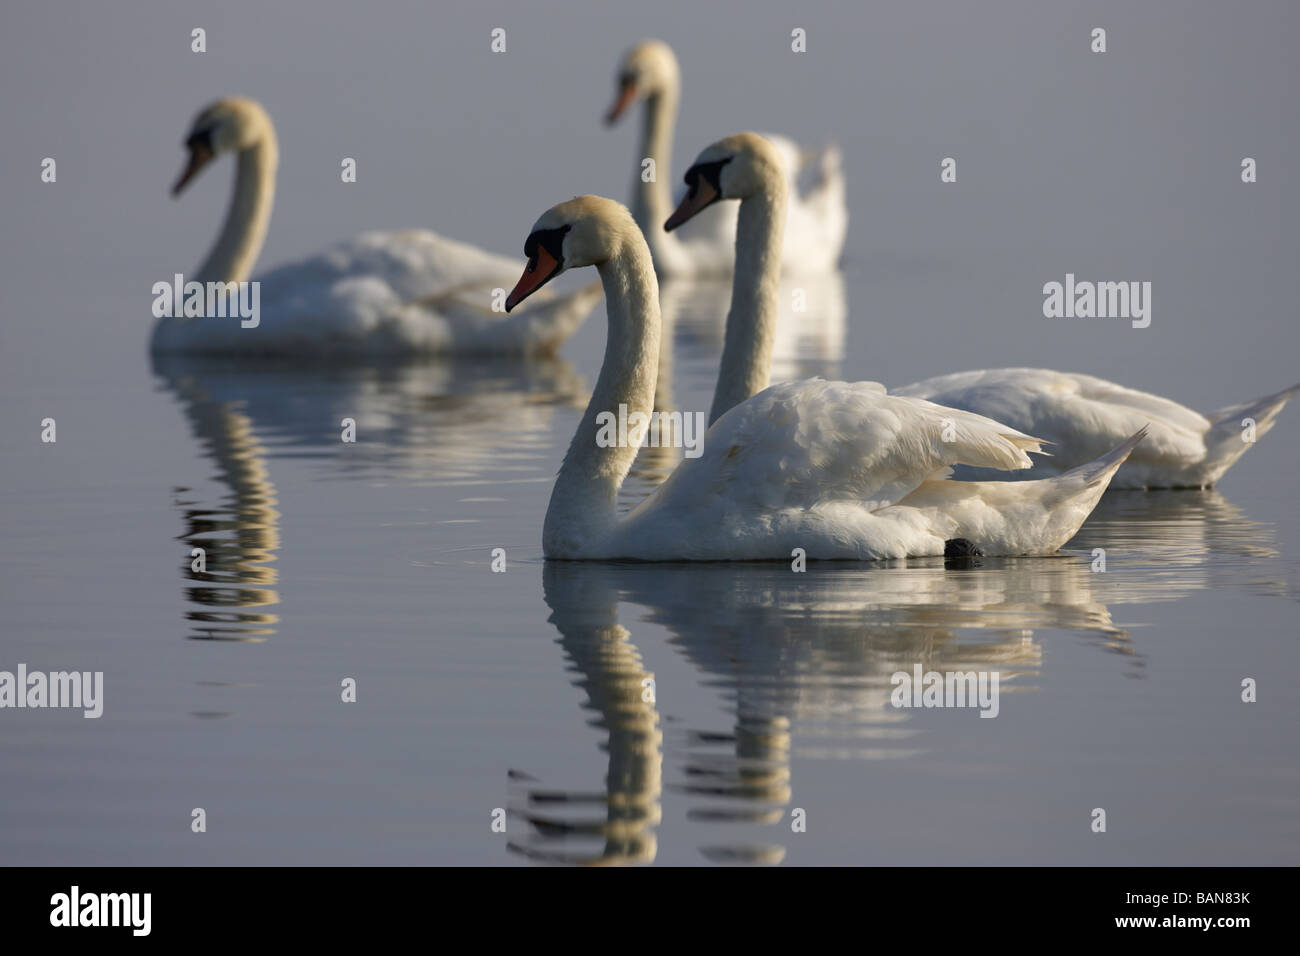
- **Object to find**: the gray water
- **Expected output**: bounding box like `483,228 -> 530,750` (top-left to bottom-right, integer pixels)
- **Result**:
2,0 -> 1298,865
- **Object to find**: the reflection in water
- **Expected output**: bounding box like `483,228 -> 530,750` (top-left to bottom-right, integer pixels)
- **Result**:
160,367 -> 281,642
1071,490 -> 1287,599
153,354 -> 589,641
150,306 -> 1289,862
507,565 -> 663,865
515,494 -> 1283,865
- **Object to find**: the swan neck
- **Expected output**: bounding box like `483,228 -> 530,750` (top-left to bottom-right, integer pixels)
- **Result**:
544,239 -> 661,557
709,184 -> 787,425
195,135 -> 278,285
633,88 -> 681,265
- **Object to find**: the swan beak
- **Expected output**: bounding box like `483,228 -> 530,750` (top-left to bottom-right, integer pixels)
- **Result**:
172,143 -> 214,196
604,80 -> 637,125
505,247 -> 561,312
664,180 -> 719,231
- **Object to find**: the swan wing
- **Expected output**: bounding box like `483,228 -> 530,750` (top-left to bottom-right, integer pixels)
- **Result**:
156,230 -> 599,356
641,379 -> 1043,516
895,367 -> 1210,472
255,229 -> 522,309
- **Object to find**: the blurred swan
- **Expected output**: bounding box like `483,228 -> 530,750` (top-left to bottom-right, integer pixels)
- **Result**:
507,193 -> 1143,560
151,97 -> 602,357
604,41 -> 846,276
668,133 -> 1296,488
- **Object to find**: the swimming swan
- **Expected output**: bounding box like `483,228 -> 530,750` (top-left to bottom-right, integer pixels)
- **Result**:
670,132 -> 1294,489
605,41 -> 846,277
505,193 -> 1143,560
151,97 -> 602,357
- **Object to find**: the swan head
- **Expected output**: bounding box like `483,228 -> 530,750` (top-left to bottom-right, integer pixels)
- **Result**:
506,196 -> 637,311
604,40 -> 680,124
172,97 -> 273,196
664,132 -> 785,231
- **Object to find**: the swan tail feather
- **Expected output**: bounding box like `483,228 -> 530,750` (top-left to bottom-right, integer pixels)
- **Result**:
1013,426 -> 1147,552
894,428 -> 1146,555
1198,381 -> 1300,484
1063,425 -> 1150,487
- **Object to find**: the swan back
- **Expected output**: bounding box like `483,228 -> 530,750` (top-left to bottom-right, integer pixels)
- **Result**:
598,380 -> 1140,561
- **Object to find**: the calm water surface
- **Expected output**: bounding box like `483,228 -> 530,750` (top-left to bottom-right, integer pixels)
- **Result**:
2,281 -> 1297,866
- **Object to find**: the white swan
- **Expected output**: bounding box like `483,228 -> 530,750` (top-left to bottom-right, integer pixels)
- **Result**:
892,369 -> 1297,489
151,98 -> 602,357
671,132 -> 1297,490
504,193 -> 1143,560
605,41 -> 847,277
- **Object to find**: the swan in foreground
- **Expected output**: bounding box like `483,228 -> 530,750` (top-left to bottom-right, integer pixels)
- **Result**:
151,98 -> 602,357
669,132 -> 1296,489
505,194 -> 1143,560
605,40 -> 846,277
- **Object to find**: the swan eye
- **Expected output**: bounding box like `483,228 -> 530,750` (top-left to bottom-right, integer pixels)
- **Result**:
524,225 -> 571,266
185,128 -> 215,152
683,157 -> 732,197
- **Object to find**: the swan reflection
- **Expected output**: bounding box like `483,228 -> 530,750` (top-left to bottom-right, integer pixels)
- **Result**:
154,354 -> 587,642
512,493 -> 1280,864
159,363 -> 281,642
507,564 -> 663,866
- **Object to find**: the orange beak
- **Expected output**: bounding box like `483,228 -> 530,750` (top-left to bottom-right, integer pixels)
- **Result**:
505,246 -> 561,312
172,143 -> 214,196
604,80 -> 637,125
664,180 -> 720,231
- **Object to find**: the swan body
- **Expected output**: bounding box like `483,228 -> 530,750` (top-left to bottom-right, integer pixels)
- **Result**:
680,132 -> 1294,489
607,380 -> 1145,561
151,98 -> 601,357
505,192 -> 1141,561
893,368 -> 1298,489
606,41 -> 846,277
